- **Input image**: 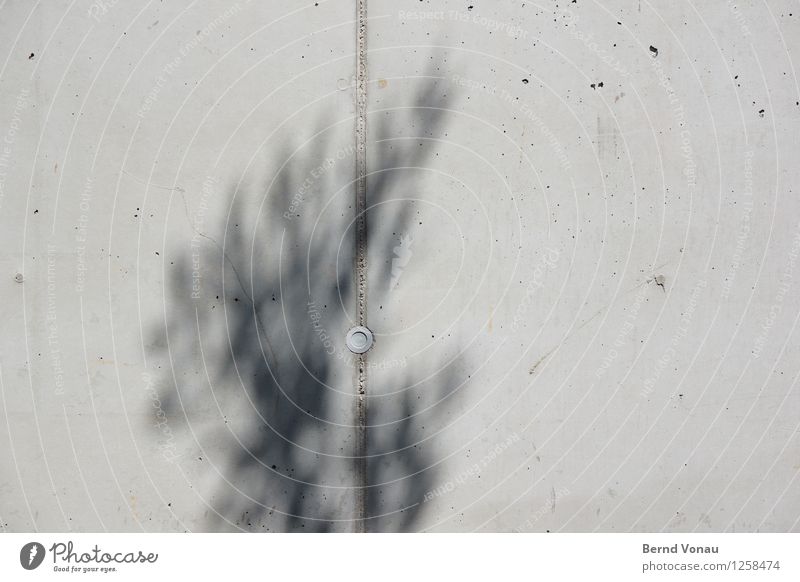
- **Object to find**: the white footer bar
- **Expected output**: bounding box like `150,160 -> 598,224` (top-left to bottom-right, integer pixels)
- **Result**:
1,533 -> 797,581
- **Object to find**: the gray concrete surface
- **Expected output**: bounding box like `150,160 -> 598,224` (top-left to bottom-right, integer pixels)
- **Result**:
0,0 -> 798,532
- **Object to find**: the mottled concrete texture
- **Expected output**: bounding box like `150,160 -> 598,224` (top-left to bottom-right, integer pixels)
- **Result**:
0,0 -> 798,532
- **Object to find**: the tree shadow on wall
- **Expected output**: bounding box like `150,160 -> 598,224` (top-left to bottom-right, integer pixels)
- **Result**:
153,68 -> 464,532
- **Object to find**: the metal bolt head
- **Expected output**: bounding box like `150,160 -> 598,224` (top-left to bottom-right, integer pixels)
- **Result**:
346,326 -> 373,354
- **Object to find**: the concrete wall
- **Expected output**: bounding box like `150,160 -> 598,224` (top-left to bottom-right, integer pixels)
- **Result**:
0,0 -> 798,532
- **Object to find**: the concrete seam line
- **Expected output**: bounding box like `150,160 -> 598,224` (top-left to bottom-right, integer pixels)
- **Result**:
355,0 -> 368,533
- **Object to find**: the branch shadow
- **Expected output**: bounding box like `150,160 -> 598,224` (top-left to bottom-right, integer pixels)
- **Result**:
151,58 -> 461,532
